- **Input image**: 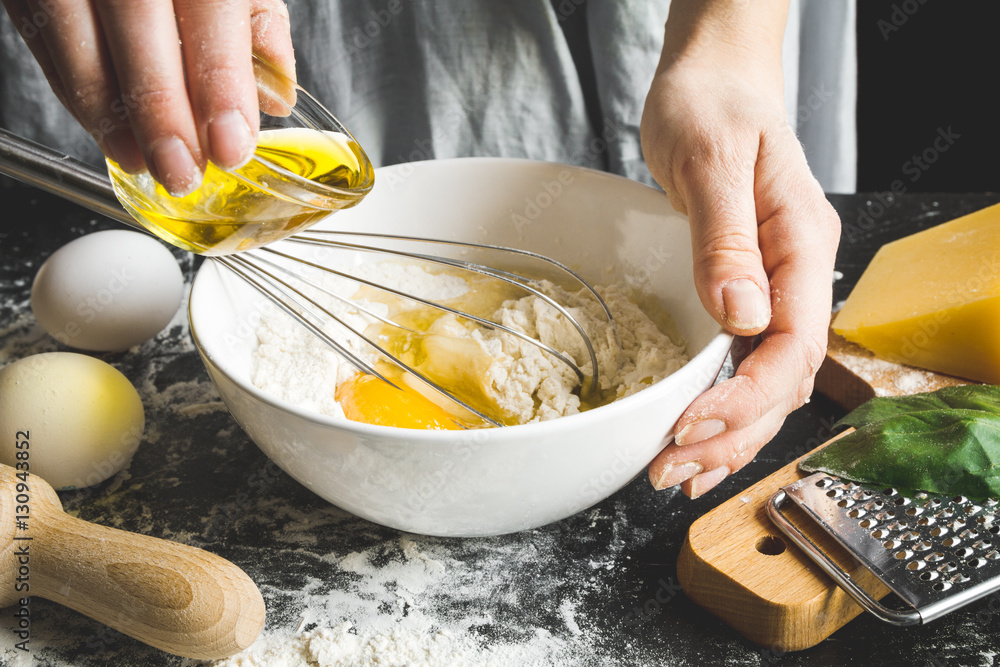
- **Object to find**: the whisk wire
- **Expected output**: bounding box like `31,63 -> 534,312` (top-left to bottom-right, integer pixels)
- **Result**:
258,246 -> 589,386
218,253 -> 505,428
299,230 -> 615,323
215,255 -> 396,388
278,234 -> 603,390
246,252 -> 411,331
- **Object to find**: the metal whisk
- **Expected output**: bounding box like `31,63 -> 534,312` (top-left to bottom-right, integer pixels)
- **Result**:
0,129 -> 614,427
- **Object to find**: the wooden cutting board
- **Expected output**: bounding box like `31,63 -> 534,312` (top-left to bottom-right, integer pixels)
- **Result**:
815,326 -> 971,411
678,326 -> 979,652
677,430 -> 890,652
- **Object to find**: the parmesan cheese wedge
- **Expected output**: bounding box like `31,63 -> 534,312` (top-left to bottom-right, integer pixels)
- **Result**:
833,202 -> 1000,383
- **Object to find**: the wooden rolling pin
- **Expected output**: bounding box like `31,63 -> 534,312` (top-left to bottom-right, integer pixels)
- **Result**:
0,464 -> 264,660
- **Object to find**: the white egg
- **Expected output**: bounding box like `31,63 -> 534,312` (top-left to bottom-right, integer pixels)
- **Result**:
0,352 -> 145,490
31,230 -> 184,351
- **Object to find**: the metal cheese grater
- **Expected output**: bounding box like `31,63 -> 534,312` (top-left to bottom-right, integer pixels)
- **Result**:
767,472 -> 1000,625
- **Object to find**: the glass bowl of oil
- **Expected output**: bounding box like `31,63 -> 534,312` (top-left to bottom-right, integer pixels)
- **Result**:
106,55 -> 375,256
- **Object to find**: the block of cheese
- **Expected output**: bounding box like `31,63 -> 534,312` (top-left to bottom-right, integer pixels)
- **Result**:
833,202 -> 1000,384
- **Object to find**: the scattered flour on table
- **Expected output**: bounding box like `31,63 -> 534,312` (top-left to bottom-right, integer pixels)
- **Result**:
216,623 -> 561,667
251,262 -> 688,424
213,536 -> 576,667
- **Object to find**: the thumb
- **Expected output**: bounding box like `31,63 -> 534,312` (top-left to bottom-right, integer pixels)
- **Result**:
251,0 -> 296,81
251,0 -> 297,116
677,155 -> 772,336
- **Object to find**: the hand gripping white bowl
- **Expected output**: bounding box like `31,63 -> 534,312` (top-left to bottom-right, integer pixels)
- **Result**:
189,158 -> 732,537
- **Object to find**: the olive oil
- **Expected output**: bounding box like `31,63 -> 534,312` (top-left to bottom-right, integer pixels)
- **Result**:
107,128 -> 374,256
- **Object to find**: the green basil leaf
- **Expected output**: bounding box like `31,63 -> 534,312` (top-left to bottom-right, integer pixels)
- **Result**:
838,384 -> 1000,428
800,385 -> 1000,499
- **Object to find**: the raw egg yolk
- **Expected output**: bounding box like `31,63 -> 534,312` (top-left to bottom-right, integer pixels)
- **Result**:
335,373 -> 464,430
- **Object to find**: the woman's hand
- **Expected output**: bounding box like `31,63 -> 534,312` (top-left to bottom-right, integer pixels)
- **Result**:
2,0 -> 294,196
641,0 -> 841,498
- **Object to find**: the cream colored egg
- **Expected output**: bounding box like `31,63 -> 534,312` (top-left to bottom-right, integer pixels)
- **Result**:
31,230 -> 184,351
0,352 -> 145,490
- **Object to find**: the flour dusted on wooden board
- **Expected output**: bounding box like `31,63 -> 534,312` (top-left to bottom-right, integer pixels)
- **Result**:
251,262 -> 688,424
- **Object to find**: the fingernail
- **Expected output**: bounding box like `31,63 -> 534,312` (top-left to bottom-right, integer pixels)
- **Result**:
690,466 -> 731,499
104,131 -> 145,174
675,419 -> 726,446
150,136 -> 202,197
208,110 -> 255,169
652,462 -> 703,491
722,279 -> 770,330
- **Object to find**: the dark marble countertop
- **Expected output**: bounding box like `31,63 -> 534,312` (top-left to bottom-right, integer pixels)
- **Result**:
1,181 -> 999,666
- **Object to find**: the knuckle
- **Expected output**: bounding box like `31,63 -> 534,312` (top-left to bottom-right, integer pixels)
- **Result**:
699,225 -> 760,258
797,332 -> 828,377
250,0 -> 291,32
729,436 -> 753,462
124,82 -> 177,112
673,139 -> 722,188
728,430 -> 771,472
252,0 -> 289,20
672,148 -> 702,187
673,127 -> 755,188
793,190 -> 842,249
727,450 -> 753,474
69,77 -> 113,122
730,374 -> 772,423
821,201 -> 842,229
695,227 -> 762,279
192,61 -> 245,90
815,203 -> 843,244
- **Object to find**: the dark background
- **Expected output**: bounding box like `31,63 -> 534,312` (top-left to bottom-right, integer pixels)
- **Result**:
856,1 -> 1000,192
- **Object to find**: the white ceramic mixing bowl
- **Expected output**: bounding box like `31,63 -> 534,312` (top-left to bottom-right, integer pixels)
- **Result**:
189,158 -> 732,537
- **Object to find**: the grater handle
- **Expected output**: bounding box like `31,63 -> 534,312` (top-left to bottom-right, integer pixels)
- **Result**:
767,489 -> 923,627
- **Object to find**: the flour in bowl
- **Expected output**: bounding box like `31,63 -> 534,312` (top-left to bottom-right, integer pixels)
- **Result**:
251,262 -> 688,426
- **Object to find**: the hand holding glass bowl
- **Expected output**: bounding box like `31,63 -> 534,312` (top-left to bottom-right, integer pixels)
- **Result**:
106,55 -> 374,257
